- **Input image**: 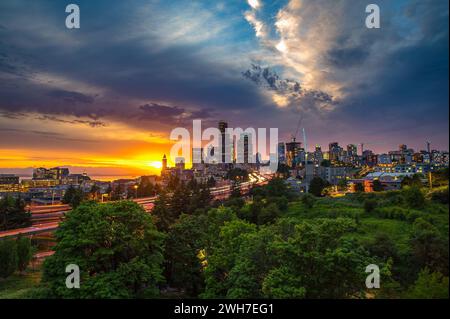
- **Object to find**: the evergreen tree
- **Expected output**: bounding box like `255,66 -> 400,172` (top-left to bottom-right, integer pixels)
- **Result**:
62,185 -> 85,208
0,239 -> 17,278
41,201 -> 164,298
16,236 -> 32,272
0,195 -> 31,231
309,177 -> 328,197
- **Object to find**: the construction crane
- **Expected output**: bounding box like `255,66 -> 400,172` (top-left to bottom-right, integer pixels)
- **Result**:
291,113 -> 303,142
302,127 -> 308,155
426,141 -> 432,190
302,127 -> 309,193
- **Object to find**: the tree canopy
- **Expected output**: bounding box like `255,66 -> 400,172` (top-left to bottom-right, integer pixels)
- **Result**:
40,201 -> 164,298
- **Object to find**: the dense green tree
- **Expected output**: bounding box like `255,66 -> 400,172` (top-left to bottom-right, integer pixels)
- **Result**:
0,195 -> 31,231
151,191 -> 173,232
202,219 -> 257,298
165,214 -> 207,296
247,199 -> 264,224
171,183 -> 191,215
432,168 -> 449,187
366,233 -> 398,261
41,201 -> 164,298
309,177 -> 328,197
266,178 -> 291,198
202,217 -> 376,299
167,175 -> 181,191
262,266 -> 306,298
363,199 -> 378,213
224,197 -> 245,211
410,218 -> 449,275
402,186 -> 425,209
300,193 -> 316,209
225,227 -> 277,298
16,236 -> 32,272
431,187 -> 449,204
62,185 -> 85,208
0,239 -> 17,278
405,268 -> 449,299
401,174 -> 423,188
262,218 -> 373,298
258,203 -> 281,225
269,196 -> 289,212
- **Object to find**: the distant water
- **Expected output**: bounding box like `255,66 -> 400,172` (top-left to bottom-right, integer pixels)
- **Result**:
18,175 -> 140,182
90,175 -> 140,182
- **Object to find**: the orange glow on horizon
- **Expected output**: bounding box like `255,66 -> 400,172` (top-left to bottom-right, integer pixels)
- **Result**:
0,148 -> 171,176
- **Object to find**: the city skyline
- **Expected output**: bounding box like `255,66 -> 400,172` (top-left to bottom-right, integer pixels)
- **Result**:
0,0 -> 448,176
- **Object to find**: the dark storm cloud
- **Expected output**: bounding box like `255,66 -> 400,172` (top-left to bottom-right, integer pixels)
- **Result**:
48,89 -> 95,104
139,103 -> 213,125
139,103 -> 185,120
0,127 -> 101,143
326,47 -> 370,68
331,0 -> 449,137
0,0 -> 448,151
36,115 -> 107,127
0,127 -> 62,137
0,0 -> 269,131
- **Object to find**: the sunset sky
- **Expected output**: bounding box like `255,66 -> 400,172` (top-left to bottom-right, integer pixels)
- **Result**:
0,0 -> 448,176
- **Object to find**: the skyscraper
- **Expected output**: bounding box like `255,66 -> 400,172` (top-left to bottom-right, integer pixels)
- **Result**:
286,138 -> 301,168
314,145 -> 323,164
236,132 -> 254,164
218,121 -> 231,164
347,144 -> 357,157
329,142 -> 342,163
243,133 -> 249,164
278,142 -> 286,165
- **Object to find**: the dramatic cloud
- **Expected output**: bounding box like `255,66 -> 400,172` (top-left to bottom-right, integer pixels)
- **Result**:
36,115 -> 107,128
243,64 -> 336,111
0,0 -> 448,167
47,89 -> 95,105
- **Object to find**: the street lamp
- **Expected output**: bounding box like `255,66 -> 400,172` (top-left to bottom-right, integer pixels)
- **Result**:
134,184 -> 138,198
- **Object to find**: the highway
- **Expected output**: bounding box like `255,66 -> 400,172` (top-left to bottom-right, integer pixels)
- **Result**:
0,172 -> 269,240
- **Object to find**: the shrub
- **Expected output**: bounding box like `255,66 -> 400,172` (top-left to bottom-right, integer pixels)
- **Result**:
373,206 -> 410,221
363,199 -> 377,213
16,237 -> 32,272
0,239 -> 17,278
405,268 -> 449,299
431,188 -> 449,205
300,193 -> 316,209
402,186 -> 425,209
